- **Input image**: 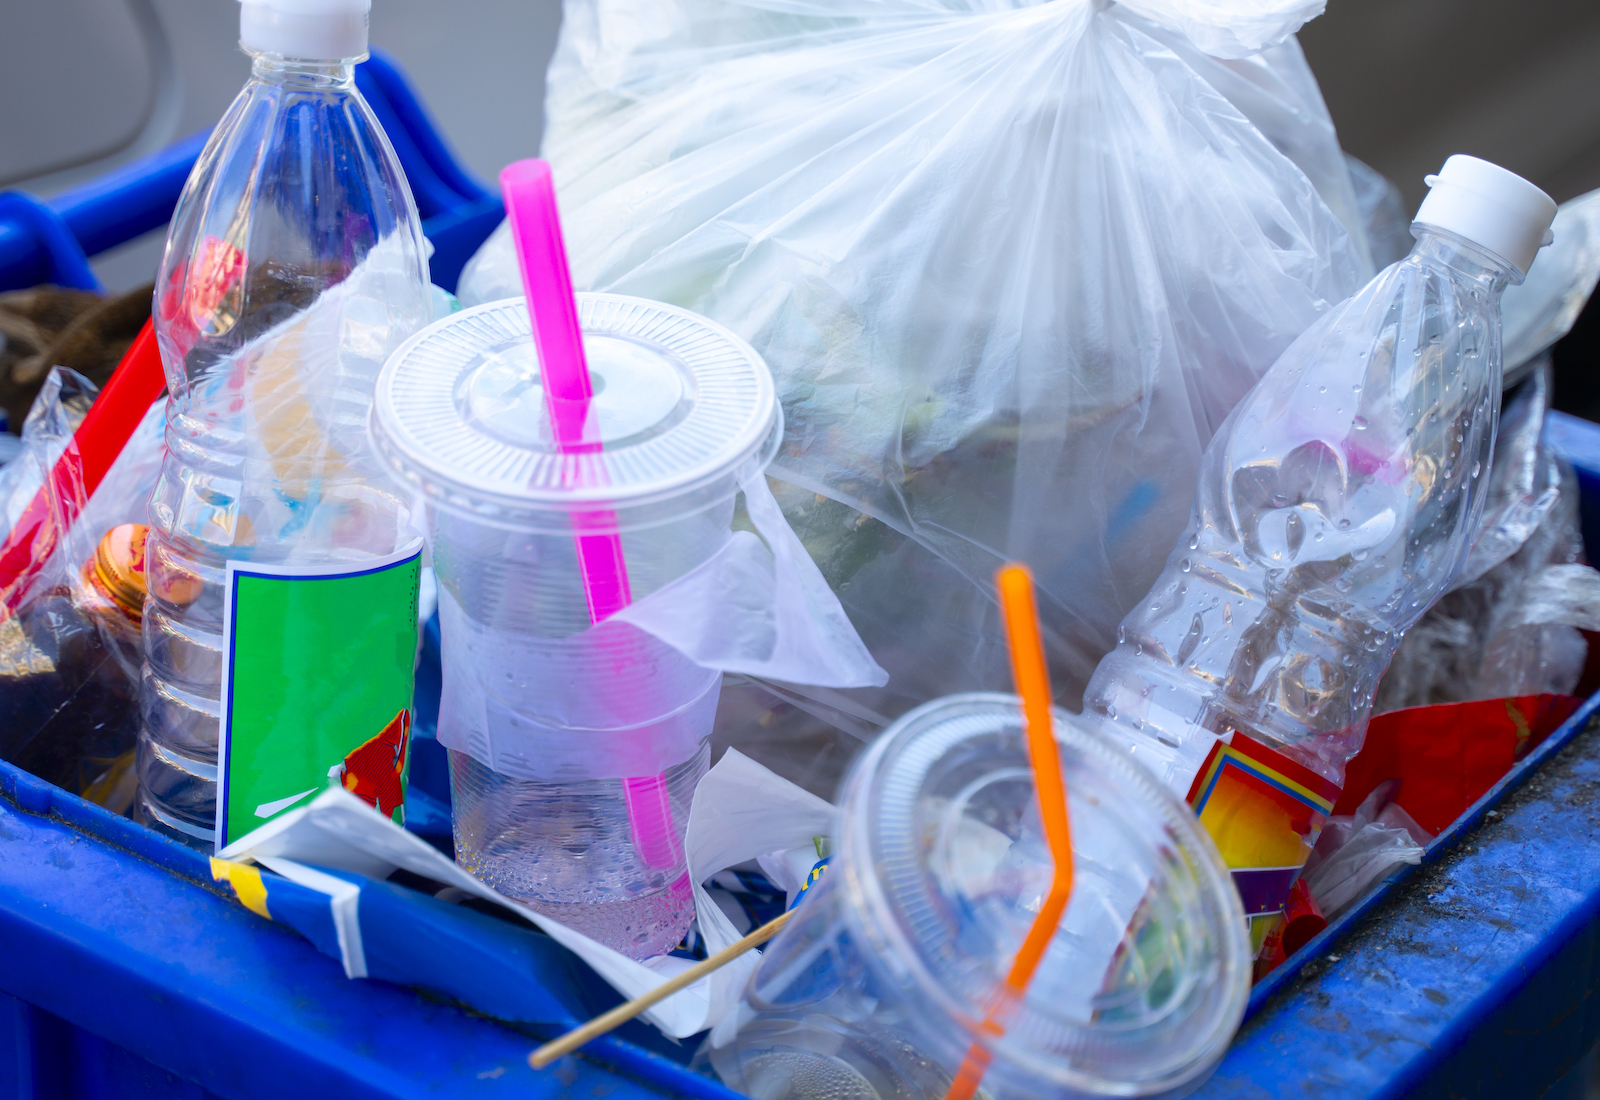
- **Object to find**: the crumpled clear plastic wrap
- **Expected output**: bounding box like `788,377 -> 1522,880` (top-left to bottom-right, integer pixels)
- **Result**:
0,367 -> 166,807
1376,363 -> 1600,711
461,0 -> 1371,783
1345,154 -> 1412,270
1502,187 -> 1600,387
1302,779 -> 1430,921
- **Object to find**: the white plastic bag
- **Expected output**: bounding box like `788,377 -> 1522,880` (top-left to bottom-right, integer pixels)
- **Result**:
462,0 -> 1368,731
1502,187 -> 1600,379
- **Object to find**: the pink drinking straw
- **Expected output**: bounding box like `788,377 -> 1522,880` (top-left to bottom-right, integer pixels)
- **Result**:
499,160 -> 685,877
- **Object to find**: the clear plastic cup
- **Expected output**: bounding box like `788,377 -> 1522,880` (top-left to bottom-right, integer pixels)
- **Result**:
370,292 -> 779,958
703,693 -> 1250,1100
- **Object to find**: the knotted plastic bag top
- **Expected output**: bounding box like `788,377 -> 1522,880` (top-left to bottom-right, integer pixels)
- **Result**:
458,0 -> 1369,725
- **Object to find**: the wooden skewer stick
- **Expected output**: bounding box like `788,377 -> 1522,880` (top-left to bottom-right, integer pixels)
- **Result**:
528,908 -> 795,1069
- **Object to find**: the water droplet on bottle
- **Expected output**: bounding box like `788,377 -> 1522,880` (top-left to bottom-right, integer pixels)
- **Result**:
1354,549 -> 1368,561
1318,385 -> 1327,394
1106,705 -> 1117,720
1117,625 -> 1127,643
1352,416 -> 1368,430
1181,558 -> 1192,572
1352,383 -> 1362,392
1189,535 -> 1199,550
1338,518 -> 1351,529
1472,461 -> 1481,477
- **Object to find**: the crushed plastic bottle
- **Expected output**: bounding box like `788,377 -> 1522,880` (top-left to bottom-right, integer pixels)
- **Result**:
1081,156 -> 1557,949
136,0 -> 431,846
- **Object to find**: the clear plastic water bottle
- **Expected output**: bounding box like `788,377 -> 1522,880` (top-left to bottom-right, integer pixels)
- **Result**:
136,0 -> 431,845
1081,156 -> 1556,948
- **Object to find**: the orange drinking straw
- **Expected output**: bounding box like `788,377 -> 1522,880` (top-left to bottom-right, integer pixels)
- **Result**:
944,564 -> 1075,1100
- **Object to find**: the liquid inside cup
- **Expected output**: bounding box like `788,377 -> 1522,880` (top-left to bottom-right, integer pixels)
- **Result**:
372,293 -> 779,958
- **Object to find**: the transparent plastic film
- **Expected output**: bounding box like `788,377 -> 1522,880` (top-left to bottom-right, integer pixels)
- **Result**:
436,467 -> 885,780
458,0 -> 1370,738
0,369 -> 166,808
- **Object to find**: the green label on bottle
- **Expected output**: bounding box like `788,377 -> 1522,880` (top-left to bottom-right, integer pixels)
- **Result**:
215,542 -> 422,849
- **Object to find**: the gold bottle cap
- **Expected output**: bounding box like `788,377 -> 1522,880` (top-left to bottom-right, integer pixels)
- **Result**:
86,523 -> 149,623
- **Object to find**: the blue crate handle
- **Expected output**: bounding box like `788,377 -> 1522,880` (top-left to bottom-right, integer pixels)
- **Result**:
0,192 -> 101,292
0,49 -> 502,295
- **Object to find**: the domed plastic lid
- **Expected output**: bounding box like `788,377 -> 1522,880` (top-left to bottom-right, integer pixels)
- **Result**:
371,293 -> 779,529
837,693 -> 1250,1098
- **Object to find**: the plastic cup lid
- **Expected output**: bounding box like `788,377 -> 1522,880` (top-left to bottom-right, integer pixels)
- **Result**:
371,293 -> 779,527
837,693 -> 1250,1097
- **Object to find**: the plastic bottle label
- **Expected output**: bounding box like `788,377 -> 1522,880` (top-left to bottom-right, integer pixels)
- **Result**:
215,541 -> 423,848
1185,731 -> 1340,954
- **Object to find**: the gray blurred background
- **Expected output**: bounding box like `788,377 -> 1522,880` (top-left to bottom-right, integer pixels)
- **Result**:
0,0 -> 1598,290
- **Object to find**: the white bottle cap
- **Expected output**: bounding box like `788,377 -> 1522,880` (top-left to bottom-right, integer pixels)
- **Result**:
239,0 -> 370,61
1414,155 -> 1557,280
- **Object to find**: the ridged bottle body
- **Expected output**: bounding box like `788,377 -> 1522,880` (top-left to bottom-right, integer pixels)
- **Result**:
136,53 -> 430,845
1084,230 -> 1514,796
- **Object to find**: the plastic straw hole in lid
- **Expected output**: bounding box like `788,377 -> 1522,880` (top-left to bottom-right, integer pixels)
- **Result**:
371,294 -> 778,526
837,694 -> 1250,1097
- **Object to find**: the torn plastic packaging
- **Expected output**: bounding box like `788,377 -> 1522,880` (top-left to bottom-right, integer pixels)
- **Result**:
0,367 -> 167,808
1302,779 -> 1430,922
215,751 -> 837,1041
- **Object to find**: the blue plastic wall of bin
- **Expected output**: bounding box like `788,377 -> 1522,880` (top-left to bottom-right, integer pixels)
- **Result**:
0,49 -> 503,296
1195,410 -> 1600,1099
0,754 -> 747,1100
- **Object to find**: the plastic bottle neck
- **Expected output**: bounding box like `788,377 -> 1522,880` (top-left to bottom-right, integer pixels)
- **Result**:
248,52 -> 359,89
1408,226 -> 1519,294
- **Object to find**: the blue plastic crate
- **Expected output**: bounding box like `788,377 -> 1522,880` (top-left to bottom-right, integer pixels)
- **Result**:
0,50 -> 503,296
5,414 -> 1600,1098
